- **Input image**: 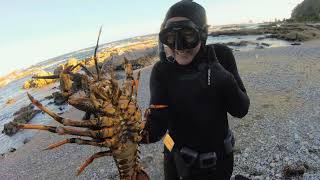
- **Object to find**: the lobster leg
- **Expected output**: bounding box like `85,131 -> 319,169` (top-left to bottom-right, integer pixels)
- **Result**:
62,117 -> 121,128
16,124 -> 120,138
27,93 -> 64,124
133,71 -> 141,97
77,150 -> 112,176
27,93 -> 121,128
45,136 -> 121,150
44,138 -> 101,150
15,124 -> 57,132
16,124 -> 90,136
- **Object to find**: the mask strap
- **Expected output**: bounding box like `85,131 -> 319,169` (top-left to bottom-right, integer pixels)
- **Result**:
159,42 -> 175,63
159,23 -> 175,63
159,41 -> 167,61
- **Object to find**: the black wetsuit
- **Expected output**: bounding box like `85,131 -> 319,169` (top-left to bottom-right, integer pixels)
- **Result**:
143,44 -> 250,180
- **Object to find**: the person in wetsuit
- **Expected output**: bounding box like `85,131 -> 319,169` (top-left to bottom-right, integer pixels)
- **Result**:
141,1 -> 250,179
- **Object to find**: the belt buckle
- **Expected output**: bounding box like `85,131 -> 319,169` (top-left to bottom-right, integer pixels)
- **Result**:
179,147 -> 198,167
199,152 -> 217,169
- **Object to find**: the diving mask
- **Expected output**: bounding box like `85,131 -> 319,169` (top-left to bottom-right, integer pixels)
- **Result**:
159,20 -> 201,50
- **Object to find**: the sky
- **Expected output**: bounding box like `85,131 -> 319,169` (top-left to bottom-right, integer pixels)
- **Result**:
0,0 -> 304,76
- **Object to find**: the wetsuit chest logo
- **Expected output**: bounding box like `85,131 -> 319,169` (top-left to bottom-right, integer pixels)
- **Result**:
208,68 -> 211,86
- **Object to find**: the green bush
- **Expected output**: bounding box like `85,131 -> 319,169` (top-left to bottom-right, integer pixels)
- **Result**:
291,0 -> 320,21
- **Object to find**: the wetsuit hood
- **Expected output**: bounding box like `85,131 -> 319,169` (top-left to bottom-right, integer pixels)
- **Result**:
163,0 -> 208,44
159,0 -> 209,63
164,0 -> 207,30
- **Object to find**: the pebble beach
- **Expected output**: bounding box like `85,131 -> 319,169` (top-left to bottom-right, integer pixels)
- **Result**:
0,39 -> 320,179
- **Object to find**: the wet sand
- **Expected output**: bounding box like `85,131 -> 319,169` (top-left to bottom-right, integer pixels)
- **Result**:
1,40 -> 320,179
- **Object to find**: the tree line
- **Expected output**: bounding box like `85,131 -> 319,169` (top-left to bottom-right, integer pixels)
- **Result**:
291,0 -> 320,21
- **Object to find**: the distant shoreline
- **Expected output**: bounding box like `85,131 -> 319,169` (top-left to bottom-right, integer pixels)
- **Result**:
1,21 -> 319,83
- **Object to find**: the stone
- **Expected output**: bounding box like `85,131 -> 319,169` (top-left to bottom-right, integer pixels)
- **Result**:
283,165 -> 305,177
53,64 -> 64,75
209,23 -> 320,42
255,165 -> 265,174
99,169 -> 105,174
256,37 -> 266,40
256,45 -> 264,49
2,104 -> 41,135
5,98 -> 16,105
44,95 -> 54,100
223,41 -> 255,47
22,81 -> 31,89
22,70 -> 56,89
291,42 -> 301,45
261,42 -> 271,47
270,162 -> 276,168
23,138 -> 30,144
253,176 -> 263,180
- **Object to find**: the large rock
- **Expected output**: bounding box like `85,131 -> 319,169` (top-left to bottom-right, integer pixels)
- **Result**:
53,64 -> 64,75
65,58 -> 81,72
222,41 -> 256,47
22,70 -> 56,89
2,104 -> 41,136
86,40 -> 158,73
65,58 -> 78,67
209,23 -> 320,42
53,58 -> 81,75
108,44 -> 158,68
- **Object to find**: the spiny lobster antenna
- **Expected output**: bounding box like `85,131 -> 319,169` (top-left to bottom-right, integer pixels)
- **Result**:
109,55 -> 115,79
94,26 -> 103,81
123,56 -> 129,64
71,63 -> 95,78
32,75 -> 60,79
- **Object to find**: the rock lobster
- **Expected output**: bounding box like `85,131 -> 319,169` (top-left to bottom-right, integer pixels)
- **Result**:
13,27 -> 150,180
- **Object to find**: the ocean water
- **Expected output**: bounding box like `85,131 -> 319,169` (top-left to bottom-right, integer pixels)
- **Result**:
207,34 -> 291,51
0,29 -> 293,154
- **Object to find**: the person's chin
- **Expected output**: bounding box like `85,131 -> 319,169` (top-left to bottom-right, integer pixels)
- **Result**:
176,57 -> 193,65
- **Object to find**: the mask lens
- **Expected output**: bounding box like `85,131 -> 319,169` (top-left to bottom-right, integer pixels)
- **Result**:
181,28 -> 198,43
166,31 -> 176,45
